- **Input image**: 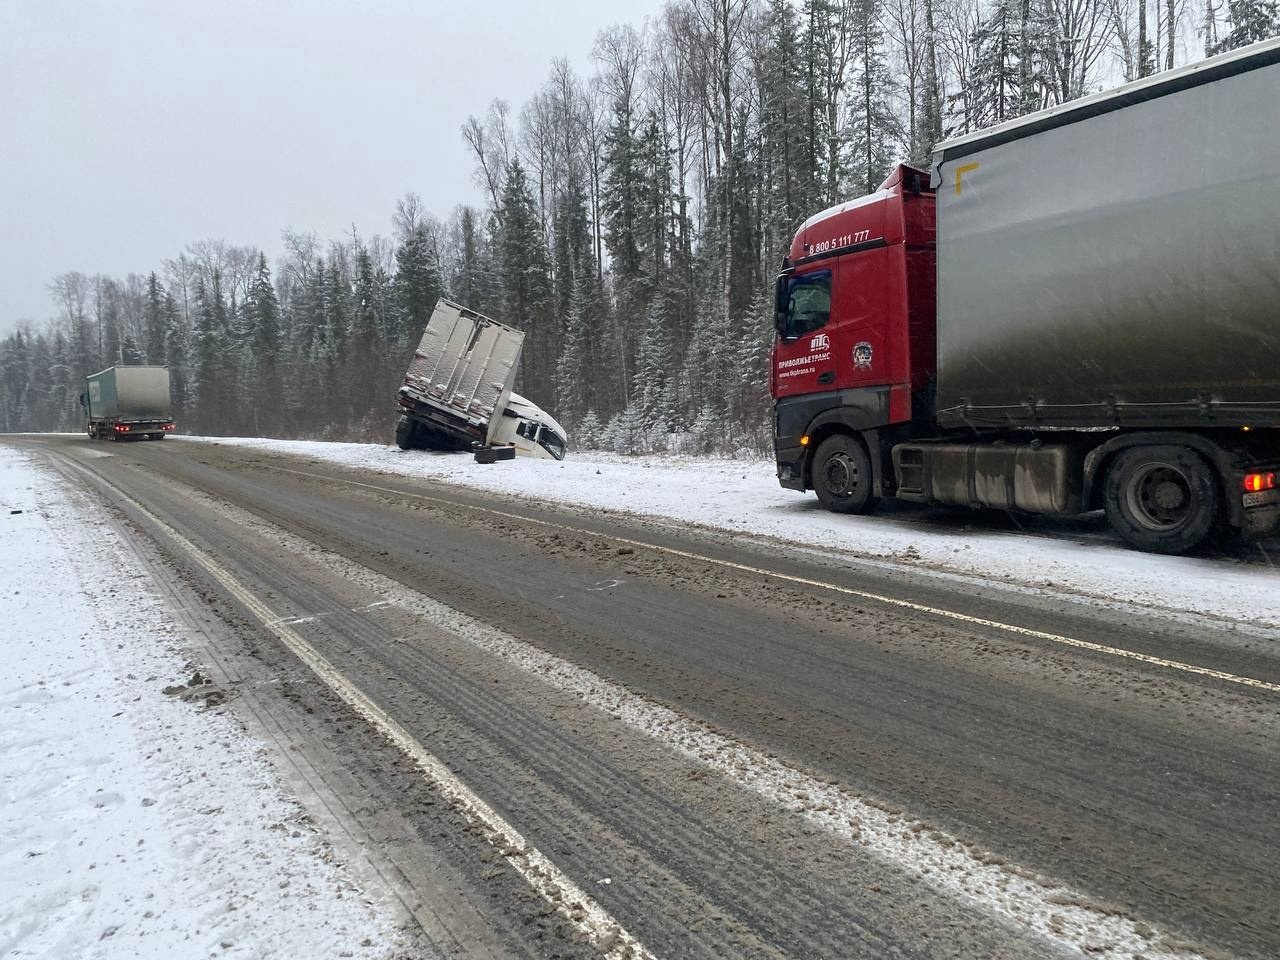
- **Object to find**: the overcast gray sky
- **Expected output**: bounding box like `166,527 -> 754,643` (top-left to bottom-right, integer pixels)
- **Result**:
1,0 -> 662,331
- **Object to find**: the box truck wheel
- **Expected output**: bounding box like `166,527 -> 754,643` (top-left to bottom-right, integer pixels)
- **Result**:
395,416 -> 418,451
1103,445 -> 1220,554
812,434 -> 878,514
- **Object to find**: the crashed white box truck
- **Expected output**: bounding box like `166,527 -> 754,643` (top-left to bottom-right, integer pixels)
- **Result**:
395,298 -> 567,461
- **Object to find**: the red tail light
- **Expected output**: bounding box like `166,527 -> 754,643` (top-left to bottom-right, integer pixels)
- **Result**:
1244,472 -> 1276,493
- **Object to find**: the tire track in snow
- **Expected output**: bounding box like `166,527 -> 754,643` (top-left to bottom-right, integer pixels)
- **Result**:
52,455 -> 657,960
161,466 -> 1214,960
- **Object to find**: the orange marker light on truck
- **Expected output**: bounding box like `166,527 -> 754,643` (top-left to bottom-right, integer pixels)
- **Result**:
800,435 -> 810,446
1244,472 -> 1276,493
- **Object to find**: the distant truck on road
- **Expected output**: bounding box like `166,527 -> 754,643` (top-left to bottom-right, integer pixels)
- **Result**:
82,365 -> 175,441
396,298 -> 568,461
771,38 -> 1280,554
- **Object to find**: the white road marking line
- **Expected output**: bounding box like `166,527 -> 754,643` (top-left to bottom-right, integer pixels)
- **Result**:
269,600 -> 395,626
57,459 -> 656,960
265,464 -> 1280,697
158,476 -> 1211,960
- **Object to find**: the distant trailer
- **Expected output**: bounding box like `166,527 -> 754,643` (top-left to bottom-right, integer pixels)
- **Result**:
82,365 -> 176,441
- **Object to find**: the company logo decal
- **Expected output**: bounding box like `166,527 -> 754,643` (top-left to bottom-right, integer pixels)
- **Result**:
777,337 -> 833,381
853,341 -> 873,370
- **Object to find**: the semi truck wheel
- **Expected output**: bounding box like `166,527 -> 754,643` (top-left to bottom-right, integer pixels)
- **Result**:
812,434 -> 878,514
1103,445 -> 1220,554
395,416 -> 418,451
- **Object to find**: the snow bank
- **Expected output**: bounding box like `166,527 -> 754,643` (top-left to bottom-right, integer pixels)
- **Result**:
184,437 -> 1280,630
0,448 -> 400,959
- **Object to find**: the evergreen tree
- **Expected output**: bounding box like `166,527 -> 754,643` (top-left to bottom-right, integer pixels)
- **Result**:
98,279 -> 122,367
323,258 -> 351,428
760,0 -> 810,269
42,334 -> 74,430
497,160 -> 556,403
577,409 -> 603,450
347,247 -> 386,428
602,97 -> 642,286
555,276 -> 598,424
635,111 -> 671,292
143,272 -> 167,364
286,257 -> 326,433
1217,0 -> 1280,49
164,293 -> 189,427
120,334 -> 143,364
1,332 -> 31,431
393,225 -> 443,347
190,276 -> 225,433
245,253 -> 283,434
849,0 -> 898,193
917,0 -> 944,161
969,0 -> 1026,126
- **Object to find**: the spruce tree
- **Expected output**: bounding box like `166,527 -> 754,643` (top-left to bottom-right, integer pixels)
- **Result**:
1,332 -> 31,431
393,225 -> 443,347
164,293 -> 189,427
120,335 -> 142,364
632,298 -> 673,430
760,0 -> 810,269
497,160 -> 556,403
347,247 -> 385,429
602,98 -> 642,286
143,272 -> 167,364
190,277 -> 225,433
969,0 -> 1025,126
245,253 -> 283,434
849,0 -> 898,193
1217,0 -> 1280,49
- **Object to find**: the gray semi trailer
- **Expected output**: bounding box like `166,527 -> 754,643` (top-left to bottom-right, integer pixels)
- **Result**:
771,38 -> 1280,554
82,365 -> 175,440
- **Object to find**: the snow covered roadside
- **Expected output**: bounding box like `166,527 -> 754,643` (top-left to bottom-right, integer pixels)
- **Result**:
186,436 -> 1279,630
0,448 -> 401,959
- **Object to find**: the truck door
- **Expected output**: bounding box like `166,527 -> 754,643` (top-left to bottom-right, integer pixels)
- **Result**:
773,265 -> 839,399
830,244 -> 893,391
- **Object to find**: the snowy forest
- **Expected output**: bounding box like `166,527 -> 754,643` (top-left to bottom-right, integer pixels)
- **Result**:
3,0 -> 1276,452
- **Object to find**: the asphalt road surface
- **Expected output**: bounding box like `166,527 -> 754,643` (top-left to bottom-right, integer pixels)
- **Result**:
10,434 -> 1280,960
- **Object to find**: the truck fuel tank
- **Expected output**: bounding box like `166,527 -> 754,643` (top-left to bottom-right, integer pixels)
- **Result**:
893,441 -> 1085,516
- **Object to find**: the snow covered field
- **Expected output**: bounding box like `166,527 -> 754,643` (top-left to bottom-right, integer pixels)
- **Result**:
188,436 -> 1280,630
0,448 -> 400,959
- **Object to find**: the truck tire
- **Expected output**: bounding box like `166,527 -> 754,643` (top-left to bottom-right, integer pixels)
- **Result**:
395,417 -> 417,451
812,434 -> 878,514
1103,445 -> 1220,554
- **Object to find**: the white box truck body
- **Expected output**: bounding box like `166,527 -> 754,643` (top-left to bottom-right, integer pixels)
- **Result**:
395,299 -> 568,460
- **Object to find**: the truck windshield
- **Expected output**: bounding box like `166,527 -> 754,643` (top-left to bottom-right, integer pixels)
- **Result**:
537,427 -> 566,460
780,270 -> 832,341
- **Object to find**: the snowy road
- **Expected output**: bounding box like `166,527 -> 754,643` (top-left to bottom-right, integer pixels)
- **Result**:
7,433 -> 1280,960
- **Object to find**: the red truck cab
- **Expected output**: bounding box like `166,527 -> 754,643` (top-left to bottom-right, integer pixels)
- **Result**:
771,164 -> 936,503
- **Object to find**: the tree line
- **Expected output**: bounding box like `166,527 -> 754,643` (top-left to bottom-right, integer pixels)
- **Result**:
2,0 -> 1275,453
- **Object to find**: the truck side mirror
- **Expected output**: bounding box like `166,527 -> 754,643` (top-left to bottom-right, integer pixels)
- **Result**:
78,392 -> 86,409
773,274 -> 789,333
